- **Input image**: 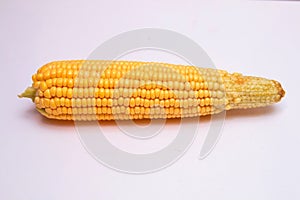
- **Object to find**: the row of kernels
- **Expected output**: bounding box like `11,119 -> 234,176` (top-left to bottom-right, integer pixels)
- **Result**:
42,108 -> 219,120
72,88 -> 95,98
195,90 -> 210,98
36,95 -> 212,109
35,69 -> 77,81
43,87 -> 73,98
74,78 -> 99,88
39,78 -> 223,94
38,78 -> 74,90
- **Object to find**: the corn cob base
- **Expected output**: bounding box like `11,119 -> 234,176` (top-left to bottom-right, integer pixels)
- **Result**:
19,60 -> 285,121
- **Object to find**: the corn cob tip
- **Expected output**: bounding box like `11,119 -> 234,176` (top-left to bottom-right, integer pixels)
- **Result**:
18,87 -> 36,102
272,80 -> 286,102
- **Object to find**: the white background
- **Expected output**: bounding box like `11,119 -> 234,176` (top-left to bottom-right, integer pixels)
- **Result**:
1,0 -> 300,200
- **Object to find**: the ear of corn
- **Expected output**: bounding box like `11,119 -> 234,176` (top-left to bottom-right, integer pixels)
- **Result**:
18,60 -> 285,121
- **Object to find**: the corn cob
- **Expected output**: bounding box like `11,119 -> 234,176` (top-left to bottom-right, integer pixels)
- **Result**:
18,60 -> 285,121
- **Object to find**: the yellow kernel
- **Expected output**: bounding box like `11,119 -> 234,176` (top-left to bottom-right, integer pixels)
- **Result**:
96,99 -> 101,106
46,79 -> 52,88
44,98 -> 50,107
234,98 -> 241,104
159,100 -> 164,107
170,99 -> 175,106
56,68 -> 63,78
195,82 -> 200,90
159,91 -> 164,100
141,89 -> 146,98
52,110 -> 58,115
200,99 -> 205,106
50,99 -> 56,109
67,70 -> 73,78
145,108 -> 150,114
99,88 -> 105,98
94,88 -> 99,98
204,90 -> 209,97
164,90 -> 169,99
135,97 -> 141,106
36,73 -> 43,81
38,90 -> 43,97
62,78 -> 68,87
40,82 -> 48,92
32,74 -> 37,82
102,107 -> 107,114
135,107 -> 140,114
57,107 -> 62,115
145,100 -> 153,109
165,100 -> 170,107
34,97 -> 40,104
67,79 -> 74,88
155,88 -> 160,98
60,97 -> 65,106
105,89 -> 110,98
33,81 -> 40,89
102,98 -> 107,106
175,100 -> 180,107
206,107 -> 211,112
68,108 -> 72,114
129,98 -> 135,107
54,98 -> 60,107
56,88 -> 62,97
150,90 -> 155,99
45,108 -> 52,114
205,98 -> 211,105
140,98 -> 144,106
67,88 -> 73,98
104,79 -> 109,88
44,89 -> 51,98
144,99 -> 150,107
38,98 -> 45,108
50,87 -> 56,97
108,99 -> 113,107
62,87 -> 68,97
50,69 -> 56,78
56,78 -> 63,87
62,107 -> 68,114
199,90 -> 204,98
52,78 -> 57,86
146,90 -> 151,99
65,98 -> 71,107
